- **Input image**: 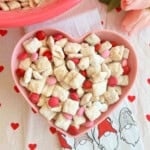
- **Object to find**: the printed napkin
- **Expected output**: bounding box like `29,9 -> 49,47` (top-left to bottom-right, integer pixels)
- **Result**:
25,8 -> 144,150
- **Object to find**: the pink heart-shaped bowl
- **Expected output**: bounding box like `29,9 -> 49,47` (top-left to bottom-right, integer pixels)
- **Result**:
11,28 -> 137,137
0,0 -> 81,27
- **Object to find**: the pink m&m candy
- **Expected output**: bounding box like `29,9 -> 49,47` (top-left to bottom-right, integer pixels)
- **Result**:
77,107 -> 85,116
46,76 -> 57,85
31,53 -> 38,62
63,112 -> 73,120
101,50 -> 110,58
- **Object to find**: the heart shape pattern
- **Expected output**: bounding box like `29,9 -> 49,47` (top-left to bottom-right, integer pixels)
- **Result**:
146,114 -> 150,121
11,29 -> 137,137
128,95 -> 136,102
0,29 -> 8,36
10,122 -> 19,130
0,65 -> 4,72
28,144 -> 37,150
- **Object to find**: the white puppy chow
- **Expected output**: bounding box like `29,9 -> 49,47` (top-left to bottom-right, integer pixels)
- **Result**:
23,37 -> 42,54
92,80 -> 107,97
78,57 -> 90,70
55,38 -> 68,48
28,78 -> 46,94
37,95 -> 47,107
85,106 -> 101,121
54,65 -> 68,82
80,93 -> 92,106
55,114 -> 72,131
24,67 -> 33,83
91,71 -> 108,83
52,85 -> 69,102
63,99 -> 79,115
99,41 -> 112,53
85,33 -> 101,45
117,75 -> 129,86
64,42 -> 81,54
80,43 -> 95,56
39,104 -> 56,121
73,116 -> 86,125
108,62 -> 123,77
42,84 -> 55,97
104,87 -> 119,105
19,58 -> 32,70
35,56 -> 53,74
123,48 -> 130,59
17,32 -> 131,132
92,101 -> 108,112
69,72 -> 85,89
110,45 -> 124,61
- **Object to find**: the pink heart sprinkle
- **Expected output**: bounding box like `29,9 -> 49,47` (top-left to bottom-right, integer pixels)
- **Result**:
101,50 -> 110,58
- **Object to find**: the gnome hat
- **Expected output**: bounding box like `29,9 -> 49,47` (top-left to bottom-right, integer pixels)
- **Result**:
119,107 -> 136,132
98,118 -> 117,138
57,132 -> 72,149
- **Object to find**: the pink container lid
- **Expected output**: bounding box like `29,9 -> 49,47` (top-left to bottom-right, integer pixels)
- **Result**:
0,0 -> 81,28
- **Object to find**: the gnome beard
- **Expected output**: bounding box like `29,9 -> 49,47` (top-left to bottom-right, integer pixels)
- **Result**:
119,107 -> 140,146
99,132 -> 118,150
120,124 -> 140,146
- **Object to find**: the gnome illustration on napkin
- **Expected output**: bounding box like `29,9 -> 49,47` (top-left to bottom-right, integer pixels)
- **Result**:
119,107 -> 140,146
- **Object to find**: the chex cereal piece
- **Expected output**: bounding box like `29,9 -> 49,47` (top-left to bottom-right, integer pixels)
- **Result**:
28,78 -> 46,94
52,85 -> 69,102
35,56 -> 52,73
23,38 -> 42,54
37,95 -> 47,107
104,87 -> 119,105
86,65 -> 101,77
63,70 -> 77,85
77,87 -> 84,98
108,62 -> 123,77
108,86 -> 122,95
55,38 -> 68,48
64,42 -> 81,54
78,57 -> 90,70
55,114 -> 71,131
73,116 -> 86,125
32,71 -> 43,80
92,101 -> 108,112
39,104 -> 56,120
117,75 -> 129,86
123,48 -> 130,59
52,45 -> 64,59
19,58 -> 31,70
90,54 -> 104,66
80,93 -> 92,106
42,85 -> 55,97
99,41 -> 112,53
24,67 -> 32,83
93,80 -> 107,96
85,106 -> 101,121
67,60 -> 76,70
70,72 -> 85,89
80,43 -> 95,56
0,2 -> 9,11
101,63 -> 111,78
110,45 -> 124,61
85,33 -> 100,45
91,71 -> 108,83
63,99 -> 79,115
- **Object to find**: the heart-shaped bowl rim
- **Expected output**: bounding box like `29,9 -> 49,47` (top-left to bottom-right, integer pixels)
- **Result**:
11,28 -> 137,137
0,0 -> 81,28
